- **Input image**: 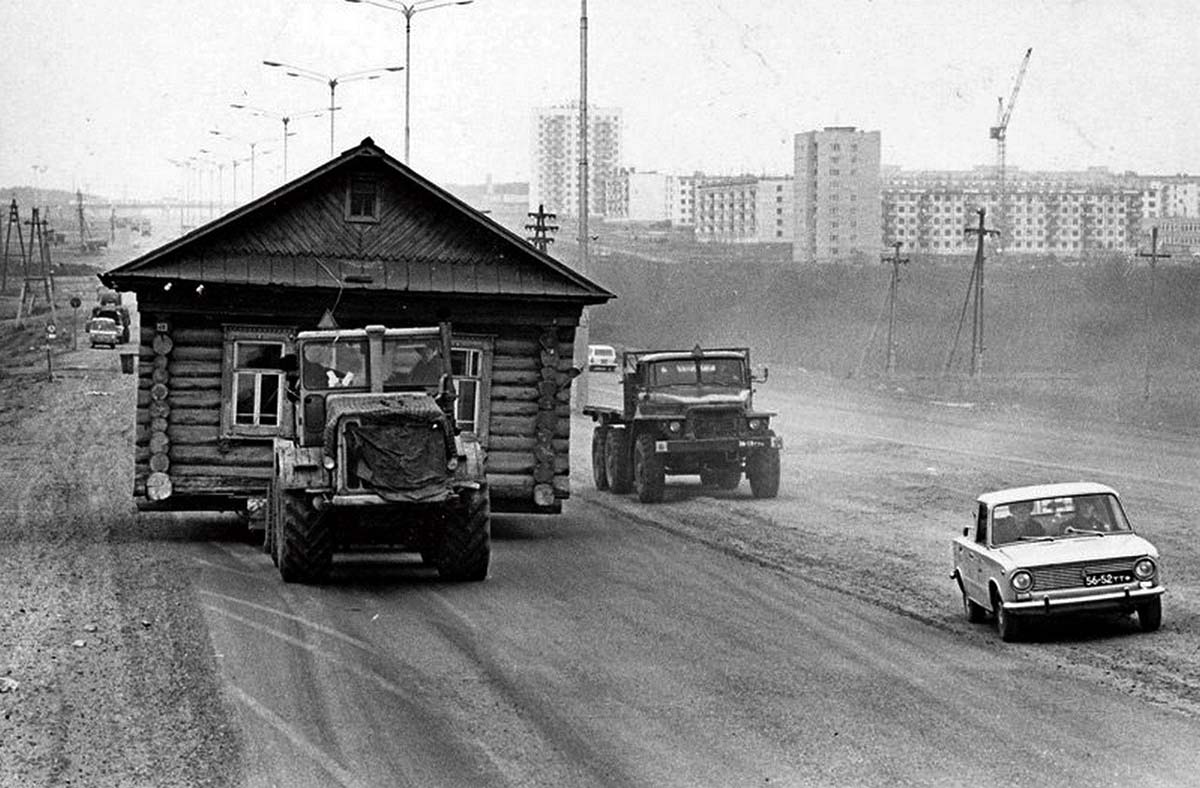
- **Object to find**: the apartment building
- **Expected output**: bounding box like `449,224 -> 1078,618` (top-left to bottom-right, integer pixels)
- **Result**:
530,102 -> 622,218
793,127 -> 883,264
694,176 -> 793,244
883,167 -> 1143,256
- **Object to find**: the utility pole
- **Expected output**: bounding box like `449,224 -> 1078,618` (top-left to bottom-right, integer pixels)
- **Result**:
1137,226 -> 1171,403
525,204 -> 558,253
574,0 -> 591,413
882,241 -> 909,377
964,209 -> 998,378
3,199 -> 29,293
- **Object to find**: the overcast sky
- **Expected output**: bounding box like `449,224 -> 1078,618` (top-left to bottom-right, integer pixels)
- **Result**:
5,0 -> 1200,202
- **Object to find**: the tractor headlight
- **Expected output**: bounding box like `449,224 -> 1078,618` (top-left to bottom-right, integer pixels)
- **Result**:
667,421 -> 683,434
1010,570 -> 1033,593
747,418 -> 764,432
447,456 -> 460,471
322,455 -> 336,470
1134,557 -> 1156,581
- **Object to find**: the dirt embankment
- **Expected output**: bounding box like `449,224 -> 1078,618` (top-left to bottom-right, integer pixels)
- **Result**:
0,323 -> 241,786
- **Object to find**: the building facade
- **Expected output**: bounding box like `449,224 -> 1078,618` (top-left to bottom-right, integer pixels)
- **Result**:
694,176 -> 793,244
530,103 -> 622,219
793,127 -> 882,263
882,167 -> 1144,257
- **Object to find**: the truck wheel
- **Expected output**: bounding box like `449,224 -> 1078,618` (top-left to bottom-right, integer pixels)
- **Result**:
634,434 -> 666,503
1137,597 -> 1162,632
701,467 -> 741,490
747,447 -> 780,499
592,427 -> 610,490
436,486 -> 491,582
605,429 -> 633,494
278,493 -> 333,584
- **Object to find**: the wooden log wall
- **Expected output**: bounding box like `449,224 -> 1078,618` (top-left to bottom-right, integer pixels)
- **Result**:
486,325 -> 577,506
134,319 -> 273,503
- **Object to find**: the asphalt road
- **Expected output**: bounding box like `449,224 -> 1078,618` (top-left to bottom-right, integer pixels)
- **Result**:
190,371 -> 1200,787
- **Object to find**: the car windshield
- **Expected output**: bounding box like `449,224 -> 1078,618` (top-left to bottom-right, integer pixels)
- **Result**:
647,358 -> 745,388
991,493 -> 1131,545
301,339 -> 369,390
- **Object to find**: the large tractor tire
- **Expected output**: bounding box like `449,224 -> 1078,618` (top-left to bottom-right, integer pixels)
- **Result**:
605,428 -> 633,494
634,434 -> 666,503
747,447 -> 781,499
278,492 -> 333,584
263,481 -> 278,561
436,486 -> 491,582
592,427 -> 610,490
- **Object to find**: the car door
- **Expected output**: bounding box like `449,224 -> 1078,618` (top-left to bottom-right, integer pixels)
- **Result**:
955,502 -> 990,604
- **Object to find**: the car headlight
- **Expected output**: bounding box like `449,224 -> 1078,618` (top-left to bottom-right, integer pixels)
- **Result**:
1010,570 -> 1033,593
1133,557 -> 1156,581
322,455 -> 336,470
747,418 -> 764,431
667,421 -> 683,434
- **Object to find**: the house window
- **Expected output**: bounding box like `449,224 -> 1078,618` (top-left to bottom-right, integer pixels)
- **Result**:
221,325 -> 293,438
346,177 -> 379,222
450,336 -> 493,439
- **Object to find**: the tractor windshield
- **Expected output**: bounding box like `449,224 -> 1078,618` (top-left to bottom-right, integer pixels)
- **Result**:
382,336 -> 445,390
301,339 -> 369,390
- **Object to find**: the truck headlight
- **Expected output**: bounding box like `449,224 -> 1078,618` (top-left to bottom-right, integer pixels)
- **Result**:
747,418 -> 764,431
1134,558 -> 1156,581
1010,570 -> 1033,593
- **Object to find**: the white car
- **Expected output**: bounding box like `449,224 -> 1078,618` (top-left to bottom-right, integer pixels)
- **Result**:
587,344 -> 618,372
952,482 -> 1164,641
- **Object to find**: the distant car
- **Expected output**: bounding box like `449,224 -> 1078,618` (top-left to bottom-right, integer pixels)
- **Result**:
587,344 -> 618,372
88,317 -> 120,348
952,482 -> 1164,642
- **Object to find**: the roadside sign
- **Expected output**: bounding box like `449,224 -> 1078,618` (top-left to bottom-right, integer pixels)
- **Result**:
45,323 -> 57,340
69,296 -> 82,309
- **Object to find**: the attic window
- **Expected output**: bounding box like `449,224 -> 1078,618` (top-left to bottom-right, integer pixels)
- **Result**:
346,177 -> 379,222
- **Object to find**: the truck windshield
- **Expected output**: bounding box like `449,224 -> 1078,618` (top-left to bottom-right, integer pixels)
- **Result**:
301,340 -> 369,390
648,359 -> 744,388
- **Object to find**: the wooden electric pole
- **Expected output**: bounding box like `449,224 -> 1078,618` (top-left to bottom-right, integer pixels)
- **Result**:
882,241 -> 909,376
1137,226 -> 1171,403
964,208 -> 999,379
525,203 -> 558,253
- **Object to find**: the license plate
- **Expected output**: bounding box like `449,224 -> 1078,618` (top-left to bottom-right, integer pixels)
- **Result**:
1084,571 -> 1134,587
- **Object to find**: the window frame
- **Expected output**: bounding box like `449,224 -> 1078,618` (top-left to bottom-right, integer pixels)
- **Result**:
449,334 -> 494,440
220,325 -> 294,439
345,175 -> 381,224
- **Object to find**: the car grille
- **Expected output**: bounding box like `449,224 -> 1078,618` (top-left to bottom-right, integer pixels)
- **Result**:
691,412 -> 740,439
1030,559 -> 1137,591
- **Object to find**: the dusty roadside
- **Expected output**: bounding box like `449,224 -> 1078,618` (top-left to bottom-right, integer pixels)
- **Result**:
0,327 -> 241,787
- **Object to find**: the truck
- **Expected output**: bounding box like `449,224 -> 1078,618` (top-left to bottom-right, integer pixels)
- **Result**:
583,346 -> 782,503
264,323 -> 490,584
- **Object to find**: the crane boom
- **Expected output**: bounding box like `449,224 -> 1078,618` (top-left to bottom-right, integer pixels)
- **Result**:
990,47 -> 1032,141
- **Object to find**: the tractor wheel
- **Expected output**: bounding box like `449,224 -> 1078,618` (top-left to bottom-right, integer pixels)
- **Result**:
263,482 -> 277,559
747,447 -> 781,499
605,429 -> 633,494
592,427 -> 610,490
435,486 -> 491,582
634,434 -> 666,503
701,467 -> 741,490
278,492 -> 333,584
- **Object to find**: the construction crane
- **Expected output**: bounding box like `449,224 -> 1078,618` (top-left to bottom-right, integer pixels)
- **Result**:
989,47 -> 1032,251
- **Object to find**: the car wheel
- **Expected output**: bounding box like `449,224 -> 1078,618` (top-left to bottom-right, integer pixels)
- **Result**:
962,587 -> 987,624
592,427 -> 610,490
1137,597 -> 1162,632
633,434 -> 666,503
605,429 -> 632,494
994,595 -> 1021,642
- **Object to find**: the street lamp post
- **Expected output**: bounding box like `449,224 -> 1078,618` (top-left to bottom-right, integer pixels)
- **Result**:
262,61 -> 403,156
210,130 -> 274,203
344,0 -> 474,164
230,103 -> 325,181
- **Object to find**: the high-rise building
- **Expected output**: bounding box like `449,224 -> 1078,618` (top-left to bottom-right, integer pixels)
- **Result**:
530,102 -> 622,218
793,127 -> 882,264
695,176 -> 793,243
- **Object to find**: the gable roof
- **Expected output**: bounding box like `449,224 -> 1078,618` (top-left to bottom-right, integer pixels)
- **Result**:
102,137 -> 613,305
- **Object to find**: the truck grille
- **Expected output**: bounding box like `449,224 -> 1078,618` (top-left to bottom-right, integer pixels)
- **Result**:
1030,559 -> 1136,591
691,412 -> 740,439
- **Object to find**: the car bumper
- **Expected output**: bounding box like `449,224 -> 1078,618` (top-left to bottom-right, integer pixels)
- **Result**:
1002,585 -> 1163,615
654,435 -> 783,454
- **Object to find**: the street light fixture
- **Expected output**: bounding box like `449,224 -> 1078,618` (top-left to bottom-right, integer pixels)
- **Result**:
344,0 -> 475,164
210,129 -> 274,202
262,61 -> 403,156
229,103 -> 326,181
